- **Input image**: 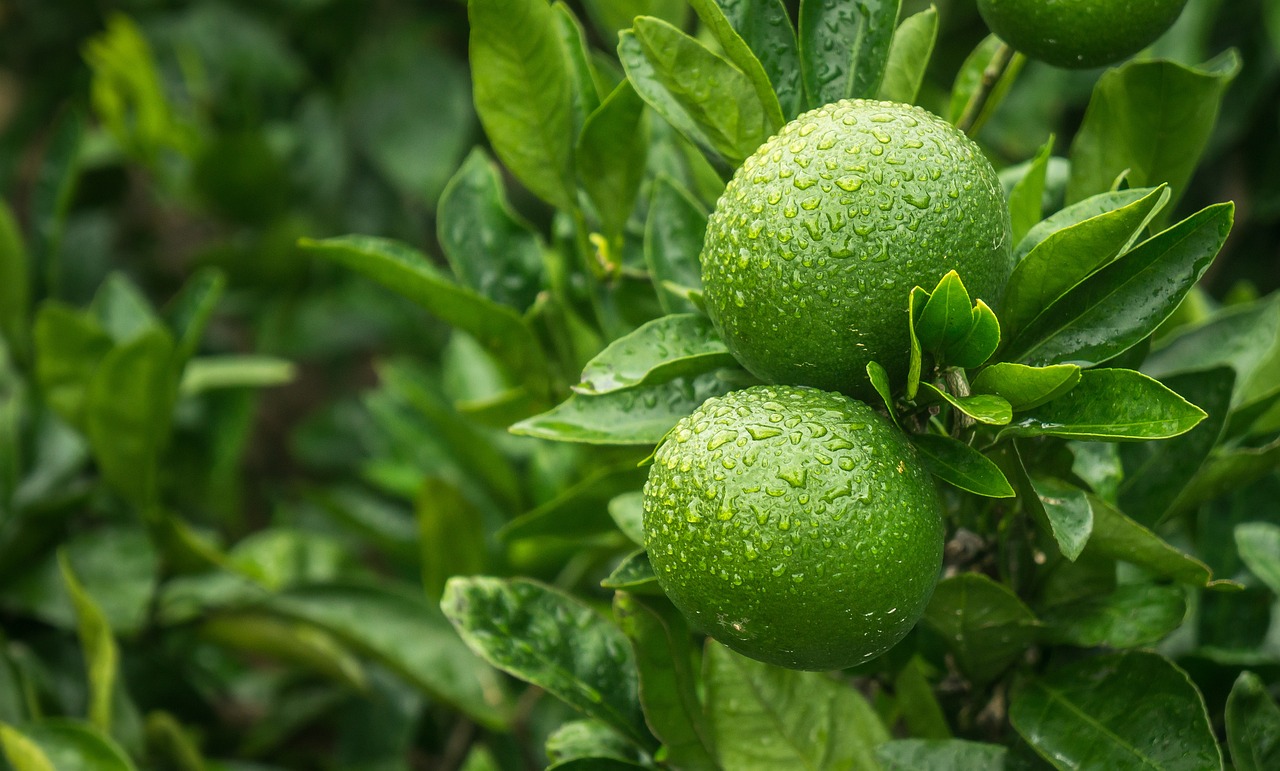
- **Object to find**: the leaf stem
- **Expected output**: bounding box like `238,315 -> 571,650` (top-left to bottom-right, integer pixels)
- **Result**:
957,42 -> 1017,136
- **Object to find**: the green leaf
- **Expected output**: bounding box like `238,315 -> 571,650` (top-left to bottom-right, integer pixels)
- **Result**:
58,553 -> 120,736
910,434 -> 1014,498
626,17 -> 771,165
468,0 -> 576,209
34,303 -> 114,431
947,35 -> 1024,134
645,176 -> 707,315
1001,185 -> 1170,341
554,4 -> 603,131
501,464 -> 648,540
915,271 -> 974,358
1085,494 -> 1237,590
418,477 -> 488,602
580,0 -> 686,41
179,356 -> 295,395
1039,584 -> 1186,648
613,594 -> 717,770
86,327 -> 177,509
798,0 -> 902,107
892,657 -> 950,740
545,719 -> 643,766
619,33 -> 723,163
948,301 -> 1000,370
1027,476 -> 1093,562
916,382 -> 1012,426
866,361 -> 900,428
0,203 -> 29,365
703,641 -> 889,770
685,0 -> 785,131
601,552 -> 659,592
165,267 -> 225,366
1014,187 -> 1162,263
608,491 -> 646,545
1004,203 -> 1233,367
511,372 -> 735,445
1170,434 -> 1280,518
877,740 -> 1007,771
301,236 -> 551,397
91,273 -> 160,344
876,7 -> 938,105
1000,369 -> 1206,441
577,314 -> 734,394
717,0 -> 804,119
1010,651 -> 1222,771
441,577 -> 651,747
437,148 -> 545,311
578,80 -> 648,242
1007,137 -> 1053,247
971,363 -> 1081,412
0,720 -> 137,771
270,582 -> 510,729
906,286 -> 927,399
1118,368 -> 1234,526
1226,671 -> 1280,771
1236,523 -> 1280,596
1067,53 -> 1241,214
923,573 -> 1039,684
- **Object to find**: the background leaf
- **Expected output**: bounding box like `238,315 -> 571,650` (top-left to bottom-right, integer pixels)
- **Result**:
577,80 -> 649,242
799,0 -> 901,107
1225,671 -> 1280,771
1039,584 -> 1186,649
877,739 -> 1007,771
645,177 -> 707,315
923,574 -> 1039,684
1236,523 -> 1280,595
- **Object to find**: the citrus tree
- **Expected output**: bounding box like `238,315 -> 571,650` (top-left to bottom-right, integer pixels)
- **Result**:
1,0 -> 1279,769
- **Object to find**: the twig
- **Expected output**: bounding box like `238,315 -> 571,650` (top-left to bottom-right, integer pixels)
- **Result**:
957,43 -> 1017,136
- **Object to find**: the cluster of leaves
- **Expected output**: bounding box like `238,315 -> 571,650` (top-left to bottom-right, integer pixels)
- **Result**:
1,0 -> 1280,769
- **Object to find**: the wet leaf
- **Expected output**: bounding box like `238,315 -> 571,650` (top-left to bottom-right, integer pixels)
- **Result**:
877,739 -> 1007,771
717,0 -> 804,118
578,80 -> 649,241
923,573 -> 1039,684
645,177 -> 707,315
799,0 -> 902,107
876,6 -> 938,105
971,363 -> 1081,412
916,382 -> 1012,426
910,434 -> 1014,498
999,369 -> 1205,441
577,314 -> 734,395
1039,584 -> 1186,648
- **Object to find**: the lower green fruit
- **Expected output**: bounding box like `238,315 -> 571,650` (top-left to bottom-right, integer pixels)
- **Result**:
642,385 -> 944,671
977,0 -> 1189,69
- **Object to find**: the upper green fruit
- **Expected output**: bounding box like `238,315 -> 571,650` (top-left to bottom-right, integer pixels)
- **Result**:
700,100 -> 1011,397
642,385 -> 943,671
977,0 -> 1189,69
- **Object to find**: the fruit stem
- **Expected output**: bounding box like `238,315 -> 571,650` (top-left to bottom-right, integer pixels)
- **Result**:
957,42 -> 1017,136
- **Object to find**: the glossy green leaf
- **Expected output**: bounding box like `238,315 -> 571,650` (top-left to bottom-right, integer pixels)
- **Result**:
704,641 -> 888,770
545,719 -> 643,766
301,236 -> 552,396
58,553 -> 118,733
442,577 -> 651,747
418,477 -> 488,602
947,35 -> 1024,134
468,0 -> 576,209
1118,368 -> 1234,526
34,303 -> 114,430
512,372 -> 734,445
438,148 -> 545,311
1236,523 -> 1280,596
1027,476 -> 1093,562
906,286 -> 927,399
555,4 -> 603,131
866,361 -> 900,428
1067,53 -> 1241,213
1010,651 -> 1221,771
916,382 -> 1012,426
1007,137 -> 1053,247
619,32 -> 723,163
685,0 -> 785,131
577,314 -> 734,394
950,301 -> 1001,369
1005,203 -> 1232,367
1014,188 -> 1160,263
1001,185 -> 1170,340
501,464 -> 648,541
1039,584 -> 1186,648
916,271 -> 974,357
798,0 -> 901,107
1000,369 -> 1206,441
86,327 -> 176,509
876,7 -> 938,105
628,17 -> 771,165
0,720 -> 137,771
271,582 -> 510,729
717,0 -> 804,119
608,491 -> 646,545
1226,671 -> 1280,771
0,204 -> 29,365
877,739 -> 1007,771
1085,494 -> 1237,590
971,363 -> 1081,412
601,552 -> 659,592
613,594 -> 717,770
645,176 -> 707,315
910,434 -> 1014,498
578,80 -> 648,242
923,573 -> 1039,684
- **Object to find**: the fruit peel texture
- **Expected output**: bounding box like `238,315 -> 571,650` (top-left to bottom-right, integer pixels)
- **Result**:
700,99 -> 1012,397
642,385 -> 944,670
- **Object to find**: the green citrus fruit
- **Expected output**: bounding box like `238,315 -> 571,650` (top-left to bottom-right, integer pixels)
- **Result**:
977,0 -> 1189,69
642,385 -> 943,670
701,100 -> 1011,398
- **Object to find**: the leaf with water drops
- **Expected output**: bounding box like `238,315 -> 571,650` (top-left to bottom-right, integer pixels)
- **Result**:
865,361 -> 900,428
442,577 -> 653,749
601,552 -> 660,593
923,573 -> 1039,684
1010,651 -> 1222,771
717,0 -> 804,119
877,739 -> 1008,771
685,0 -> 785,131
910,434 -> 1014,498
971,363 -> 1081,412
1027,476 -> 1093,562
1226,671 -> 1280,771
798,0 -> 902,108
915,271 -> 974,360
576,314 -> 736,395
916,382 -> 1012,426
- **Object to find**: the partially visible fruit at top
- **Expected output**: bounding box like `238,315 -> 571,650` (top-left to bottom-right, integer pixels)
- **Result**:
977,0 -> 1189,69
